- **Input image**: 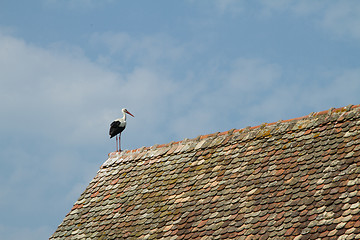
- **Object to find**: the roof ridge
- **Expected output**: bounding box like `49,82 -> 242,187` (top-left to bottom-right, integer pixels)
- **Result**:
103,104 -> 359,168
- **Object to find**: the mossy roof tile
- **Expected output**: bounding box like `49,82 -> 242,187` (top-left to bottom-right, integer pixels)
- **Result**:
50,104 -> 360,239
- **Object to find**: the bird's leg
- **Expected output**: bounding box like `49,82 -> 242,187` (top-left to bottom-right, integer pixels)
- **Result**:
116,135 -> 118,152
119,133 -> 122,152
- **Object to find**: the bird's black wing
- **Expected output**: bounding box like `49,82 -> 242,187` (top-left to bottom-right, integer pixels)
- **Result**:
110,121 -> 120,128
109,121 -> 126,138
109,121 -> 120,138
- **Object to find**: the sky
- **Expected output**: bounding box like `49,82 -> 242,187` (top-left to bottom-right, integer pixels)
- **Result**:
0,0 -> 360,239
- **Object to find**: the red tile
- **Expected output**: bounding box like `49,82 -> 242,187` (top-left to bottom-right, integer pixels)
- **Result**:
50,105 -> 360,240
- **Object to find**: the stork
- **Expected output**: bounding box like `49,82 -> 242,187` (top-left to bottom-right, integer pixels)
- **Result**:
109,108 -> 134,152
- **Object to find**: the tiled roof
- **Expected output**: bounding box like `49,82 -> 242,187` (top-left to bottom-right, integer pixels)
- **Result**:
51,104 -> 360,240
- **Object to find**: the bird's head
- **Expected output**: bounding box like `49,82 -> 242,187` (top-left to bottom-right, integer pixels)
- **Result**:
122,108 -> 135,117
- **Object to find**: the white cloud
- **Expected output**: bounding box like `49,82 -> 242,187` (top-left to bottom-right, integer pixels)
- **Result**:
187,1 -> 360,40
0,33 -> 120,144
321,2 -> 360,40
187,0 -> 244,16
0,31 -> 193,150
90,32 -> 186,68
0,33 -> 123,238
259,0 -> 323,16
318,68 -> 360,106
89,31 -> 286,141
213,0 -> 244,15
202,1 -> 360,41
227,58 -> 281,91
2,26 -> 358,151
243,66 -> 360,126
166,58 -> 283,138
259,1 -> 360,40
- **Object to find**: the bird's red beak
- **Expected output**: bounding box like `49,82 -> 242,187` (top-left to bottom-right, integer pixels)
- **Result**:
126,110 -> 135,117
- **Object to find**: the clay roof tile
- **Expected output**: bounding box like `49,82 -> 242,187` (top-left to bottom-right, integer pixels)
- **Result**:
51,104 -> 360,239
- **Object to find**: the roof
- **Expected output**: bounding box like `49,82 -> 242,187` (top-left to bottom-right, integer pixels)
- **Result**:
51,104 -> 360,240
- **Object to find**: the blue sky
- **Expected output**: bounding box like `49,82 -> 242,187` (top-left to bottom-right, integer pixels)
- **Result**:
1,0 -> 360,239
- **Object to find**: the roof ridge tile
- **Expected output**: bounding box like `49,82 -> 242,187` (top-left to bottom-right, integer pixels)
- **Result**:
102,105 -> 360,167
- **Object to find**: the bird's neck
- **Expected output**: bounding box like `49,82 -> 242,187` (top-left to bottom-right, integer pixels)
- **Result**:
122,112 -> 127,121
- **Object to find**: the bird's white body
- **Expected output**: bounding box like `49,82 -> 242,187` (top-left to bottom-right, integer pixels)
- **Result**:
117,108 -> 129,125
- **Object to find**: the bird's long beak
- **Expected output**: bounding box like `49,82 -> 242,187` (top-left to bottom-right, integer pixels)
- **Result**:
126,110 -> 135,117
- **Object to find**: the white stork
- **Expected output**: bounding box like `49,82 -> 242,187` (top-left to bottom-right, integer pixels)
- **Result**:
109,108 -> 134,152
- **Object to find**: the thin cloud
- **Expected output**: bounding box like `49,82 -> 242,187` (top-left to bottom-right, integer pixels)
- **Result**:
213,0 -> 244,15
43,0 -> 115,10
0,225 -> 51,240
259,1 -> 360,40
204,1 -> 360,41
187,0 -> 244,16
90,32 -> 186,68
321,2 -> 360,40
0,33 -> 120,142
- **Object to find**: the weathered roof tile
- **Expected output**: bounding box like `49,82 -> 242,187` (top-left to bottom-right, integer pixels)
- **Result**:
51,104 -> 360,239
